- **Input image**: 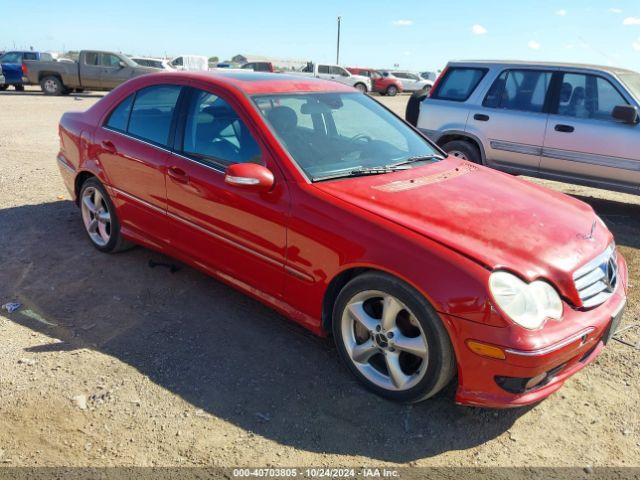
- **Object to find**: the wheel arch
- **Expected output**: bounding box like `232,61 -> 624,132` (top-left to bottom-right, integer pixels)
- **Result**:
320,264 -> 452,335
74,170 -> 97,204
436,131 -> 486,165
38,71 -> 64,83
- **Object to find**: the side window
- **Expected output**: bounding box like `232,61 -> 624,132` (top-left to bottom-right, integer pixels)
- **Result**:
318,65 -> 330,74
105,94 -> 134,132
84,52 -> 99,66
128,85 -> 182,146
40,53 -> 53,62
182,90 -> 261,165
23,52 -> 37,61
101,54 -> 121,67
172,57 -> 183,67
558,73 -> 627,120
483,70 -> 551,112
330,66 -> 347,76
394,72 -> 407,79
431,67 -> 487,102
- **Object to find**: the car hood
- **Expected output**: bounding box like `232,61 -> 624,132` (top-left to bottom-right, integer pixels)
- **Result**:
313,157 -> 611,301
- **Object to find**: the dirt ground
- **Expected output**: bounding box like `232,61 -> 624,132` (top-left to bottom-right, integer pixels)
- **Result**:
0,86 -> 639,470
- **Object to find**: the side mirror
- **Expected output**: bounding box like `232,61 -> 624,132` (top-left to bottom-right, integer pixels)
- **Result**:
118,60 -> 127,69
224,163 -> 274,192
612,105 -> 639,124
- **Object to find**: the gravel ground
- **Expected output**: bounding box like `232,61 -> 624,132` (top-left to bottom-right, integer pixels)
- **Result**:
0,87 -> 638,469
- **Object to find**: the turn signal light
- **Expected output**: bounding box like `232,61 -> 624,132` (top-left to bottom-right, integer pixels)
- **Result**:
466,340 -> 506,360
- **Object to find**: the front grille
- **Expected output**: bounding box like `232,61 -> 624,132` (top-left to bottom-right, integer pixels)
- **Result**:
573,244 -> 618,308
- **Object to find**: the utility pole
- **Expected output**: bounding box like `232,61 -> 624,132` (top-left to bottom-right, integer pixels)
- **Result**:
336,16 -> 341,64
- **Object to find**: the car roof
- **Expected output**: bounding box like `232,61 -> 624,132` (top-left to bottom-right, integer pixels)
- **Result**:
149,70 -> 355,94
449,59 -> 638,75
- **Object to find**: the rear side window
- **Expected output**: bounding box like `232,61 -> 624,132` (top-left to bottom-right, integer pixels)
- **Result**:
84,52 -> 99,65
318,65 -> 330,74
483,69 -> 551,112
105,94 -> 134,132
128,85 -> 182,146
432,67 -> 487,101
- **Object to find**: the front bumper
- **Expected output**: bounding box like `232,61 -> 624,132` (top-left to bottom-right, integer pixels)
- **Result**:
446,254 -> 628,408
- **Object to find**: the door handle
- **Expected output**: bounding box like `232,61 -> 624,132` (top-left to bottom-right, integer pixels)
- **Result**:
167,166 -> 189,183
101,140 -> 117,154
474,113 -> 490,121
555,124 -> 575,133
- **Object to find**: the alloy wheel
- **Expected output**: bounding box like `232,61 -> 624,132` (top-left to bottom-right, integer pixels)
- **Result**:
340,290 -> 429,391
81,186 -> 112,247
448,150 -> 468,160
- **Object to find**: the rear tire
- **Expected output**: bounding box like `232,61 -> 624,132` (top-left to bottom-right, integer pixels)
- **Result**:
79,178 -> 133,253
40,76 -> 64,96
332,272 -> 456,403
14,84 -> 25,91
405,89 -> 429,126
0,85 -> 8,91
441,140 -> 482,164
385,85 -> 398,97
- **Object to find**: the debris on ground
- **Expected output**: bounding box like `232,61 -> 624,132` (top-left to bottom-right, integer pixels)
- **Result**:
72,394 -> 88,410
148,259 -> 181,273
1,302 -> 22,313
17,358 -> 36,366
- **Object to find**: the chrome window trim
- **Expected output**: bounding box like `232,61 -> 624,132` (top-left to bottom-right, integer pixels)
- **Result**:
102,126 -> 226,174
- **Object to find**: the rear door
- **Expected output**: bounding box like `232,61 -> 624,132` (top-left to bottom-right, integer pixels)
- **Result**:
80,52 -> 103,88
95,84 -> 183,242
316,64 -> 332,81
466,68 -> 552,173
540,71 -> 640,191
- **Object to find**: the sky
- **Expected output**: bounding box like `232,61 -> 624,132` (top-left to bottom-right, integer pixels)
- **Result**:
2,0 -> 640,72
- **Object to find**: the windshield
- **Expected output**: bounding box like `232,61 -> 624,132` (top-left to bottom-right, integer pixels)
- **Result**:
253,92 -> 442,180
617,72 -> 640,101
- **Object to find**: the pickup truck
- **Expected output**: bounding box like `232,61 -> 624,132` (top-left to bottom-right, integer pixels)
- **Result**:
293,62 -> 372,92
23,50 -> 158,95
1,51 -> 53,91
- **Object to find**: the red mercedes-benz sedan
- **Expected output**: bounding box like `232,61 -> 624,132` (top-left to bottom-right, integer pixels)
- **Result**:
56,71 -> 628,407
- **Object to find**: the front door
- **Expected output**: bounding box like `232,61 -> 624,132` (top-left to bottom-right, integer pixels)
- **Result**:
467,68 -> 552,174
540,71 -> 640,191
99,53 -> 132,90
95,84 -> 183,243
165,86 -> 289,298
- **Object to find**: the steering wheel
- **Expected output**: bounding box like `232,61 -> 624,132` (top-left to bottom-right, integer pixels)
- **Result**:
350,133 -> 373,143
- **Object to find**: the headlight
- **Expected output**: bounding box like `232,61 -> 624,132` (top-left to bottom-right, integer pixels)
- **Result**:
489,271 -> 563,330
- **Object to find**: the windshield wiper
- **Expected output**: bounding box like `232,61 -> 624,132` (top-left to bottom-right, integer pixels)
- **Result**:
389,154 -> 445,168
313,165 -> 410,182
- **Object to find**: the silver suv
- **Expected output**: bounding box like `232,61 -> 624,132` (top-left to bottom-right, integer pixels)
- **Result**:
406,60 -> 640,195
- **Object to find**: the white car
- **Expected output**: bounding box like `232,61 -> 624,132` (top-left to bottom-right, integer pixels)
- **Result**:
169,55 -> 208,71
294,63 -> 372,92
131,57 -> 174,70
382,71 -> 432,92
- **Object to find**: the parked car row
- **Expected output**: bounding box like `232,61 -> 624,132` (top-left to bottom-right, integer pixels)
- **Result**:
0,50 -> 54,90
56,70 -> 628,409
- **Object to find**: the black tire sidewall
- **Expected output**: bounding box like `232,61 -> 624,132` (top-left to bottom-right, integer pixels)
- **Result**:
41,76 -> 62,96
355,83 -> 367,93
332,272 -> 455,403
79,178 -> 123,253
441,140 -> 482,164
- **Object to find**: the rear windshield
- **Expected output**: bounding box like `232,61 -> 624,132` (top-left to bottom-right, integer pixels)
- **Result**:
431,67 -> 487,102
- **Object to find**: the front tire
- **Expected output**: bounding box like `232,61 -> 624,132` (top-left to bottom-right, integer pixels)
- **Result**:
40,75 -> 64,96
441,140 -> 482,164
332,272 -> 456,403
354,83 -> 367,93
79,178 -> 132,253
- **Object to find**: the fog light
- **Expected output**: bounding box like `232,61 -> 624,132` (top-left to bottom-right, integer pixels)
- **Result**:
525,372 -> 547,390
466,340 -> 506,360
